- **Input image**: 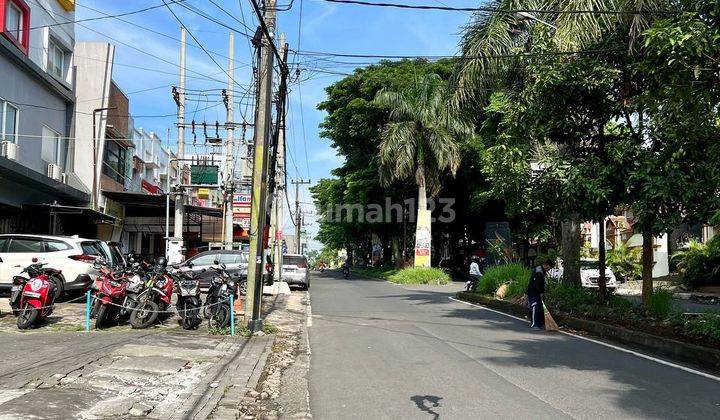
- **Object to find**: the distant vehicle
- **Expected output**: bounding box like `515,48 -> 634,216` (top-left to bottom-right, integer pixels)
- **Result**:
549,258 -> 618,290
0,234 -> 120,296
282,254 -> 310,290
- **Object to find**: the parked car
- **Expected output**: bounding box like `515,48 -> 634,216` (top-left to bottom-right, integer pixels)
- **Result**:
0,234 -> 117,296
549,258 -> 618,290
181,250 -> 248,293
180,249 -> 274,295
282,254 -> 310,290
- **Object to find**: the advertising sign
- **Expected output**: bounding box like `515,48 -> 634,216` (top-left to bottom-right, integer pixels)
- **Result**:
414,209 -> 432,267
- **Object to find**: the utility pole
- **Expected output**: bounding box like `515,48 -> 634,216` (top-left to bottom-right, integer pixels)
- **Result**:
172,28 -> 186,261
223,32 -> 235,250
292,179 -> 311,254
271,35 -> 288,282
245,0 -> 277,330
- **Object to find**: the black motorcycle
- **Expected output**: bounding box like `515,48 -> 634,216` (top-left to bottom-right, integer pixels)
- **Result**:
204,261 -> 238,329
172,266 -> 202,330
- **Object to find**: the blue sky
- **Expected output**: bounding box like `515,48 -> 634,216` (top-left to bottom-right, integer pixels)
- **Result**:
75,0 -> 479,249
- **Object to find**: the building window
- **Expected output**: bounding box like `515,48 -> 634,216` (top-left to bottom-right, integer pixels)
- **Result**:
1,98 -> 19,143
41,126 -> 69,170
47,37 -> 68,80
5,2 -> 22,42
2,0 -> 29,53
103,140 -> 127,184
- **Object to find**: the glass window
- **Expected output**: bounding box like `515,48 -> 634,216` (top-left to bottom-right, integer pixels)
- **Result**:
8,238 -> 43,253
0,238 -> 9,252
102,140 -> 127,183
1,100 -> 18,143
45,240 -> 71,252
218,253 -> 243,265
80,241 -> 105,256
5,3 -> 23,42
283,256 -> 307,266
188,253 -> 216,266
41,126 -> 69,170
48,38 -> 66,80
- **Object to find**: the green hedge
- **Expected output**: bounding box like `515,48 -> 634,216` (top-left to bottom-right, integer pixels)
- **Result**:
476,263 -> 531,299
387,267 -> 451,285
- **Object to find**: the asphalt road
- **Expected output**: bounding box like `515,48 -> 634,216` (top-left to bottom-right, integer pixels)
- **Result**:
307,271 -> 720,419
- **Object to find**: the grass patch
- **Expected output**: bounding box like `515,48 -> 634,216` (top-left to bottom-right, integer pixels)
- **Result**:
208,326 -> 231,336
648,288 -> 677,320
387,267 -> 451,285
262,323 -> 279,334
476,263 -> 531,297
354,264 -> 398,279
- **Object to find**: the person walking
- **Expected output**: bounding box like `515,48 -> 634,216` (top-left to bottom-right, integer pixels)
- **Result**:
466,256 -> 482,291
527,258 -> 555,330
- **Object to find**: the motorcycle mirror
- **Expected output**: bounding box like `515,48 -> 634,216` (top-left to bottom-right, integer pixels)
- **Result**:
32,257 -> 38,263
221,263 -> 227,270
187,262 -> 194,268
213,259 -> 220,265
201,268 -> 207,273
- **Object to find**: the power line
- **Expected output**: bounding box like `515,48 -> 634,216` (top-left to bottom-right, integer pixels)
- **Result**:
317,0 -> 681,15
292,48 -> 618,60
28,0 -> 187,30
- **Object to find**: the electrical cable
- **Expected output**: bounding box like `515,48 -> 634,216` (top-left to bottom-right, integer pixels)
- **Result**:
28,0 -> 187,30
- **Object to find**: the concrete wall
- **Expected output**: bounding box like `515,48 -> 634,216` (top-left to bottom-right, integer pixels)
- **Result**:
73,41 -> 114,201
28,0 -> 75,87
0,48 -> 71,175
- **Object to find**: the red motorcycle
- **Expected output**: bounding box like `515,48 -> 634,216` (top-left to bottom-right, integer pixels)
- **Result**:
130,257 -> 174,329
92,261 -> 129,329
10,259 -> 61,329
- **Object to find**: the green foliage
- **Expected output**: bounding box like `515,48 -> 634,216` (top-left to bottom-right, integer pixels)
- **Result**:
545,283 -> 597,312
534,249 -> 559,267
647,288 -> 678,320
262,323 -> 279,335
209,326 -> 232,336
684,312 -> 720,342
475,263 -> 531,296
355,264 -> 398,280
672,237 -> 720,288
387,267 -> 450,285
607,241 -> 642,282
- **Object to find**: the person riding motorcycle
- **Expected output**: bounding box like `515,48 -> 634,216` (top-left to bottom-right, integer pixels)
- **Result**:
341,260 -> 350,279
466,256 -> 482,292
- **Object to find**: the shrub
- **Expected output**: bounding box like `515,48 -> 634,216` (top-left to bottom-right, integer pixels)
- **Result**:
684,311 -> 720,341
672,237 -> 720,289
387,267 -> 450,285
356,264 -> 398,280
647,288 -> 678,320
545,283 -> 596,311
476,263 -> 531,296
607,242 -> 641,282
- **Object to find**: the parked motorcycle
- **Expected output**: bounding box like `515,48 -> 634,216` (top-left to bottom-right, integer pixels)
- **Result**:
119,261 -> 147,320
10,259 -> 60,329
172,264 -> 202,330
130,257 -> 174,329
204,260 -> 237,329
92,259 -> 130,329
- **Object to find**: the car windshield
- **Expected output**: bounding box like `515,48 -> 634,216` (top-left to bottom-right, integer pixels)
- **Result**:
581,260 -> 600,269
284,256 -> 306,266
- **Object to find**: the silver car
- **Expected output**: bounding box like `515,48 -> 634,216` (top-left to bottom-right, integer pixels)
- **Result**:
282,254 -> 309,290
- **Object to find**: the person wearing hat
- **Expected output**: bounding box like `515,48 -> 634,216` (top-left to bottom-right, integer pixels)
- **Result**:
527,258 -> 555,330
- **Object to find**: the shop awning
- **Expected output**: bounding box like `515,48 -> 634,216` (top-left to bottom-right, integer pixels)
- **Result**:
102,191 -> 222,218
23,204 -> 116,223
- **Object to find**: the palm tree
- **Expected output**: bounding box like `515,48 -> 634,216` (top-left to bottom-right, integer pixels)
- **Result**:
453,0 -> 670,297
374,74 -> 469,267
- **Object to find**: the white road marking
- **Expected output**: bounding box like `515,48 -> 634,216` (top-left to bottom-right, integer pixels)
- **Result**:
448,296 -> 720,382
306,290 -> 313,328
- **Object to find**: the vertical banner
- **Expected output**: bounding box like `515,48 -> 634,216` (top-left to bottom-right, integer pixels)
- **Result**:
414,209 -> 432,267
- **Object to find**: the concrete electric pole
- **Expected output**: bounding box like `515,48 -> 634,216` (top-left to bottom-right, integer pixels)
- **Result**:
245,0 -> 277,330
223,31 -> 235,250
292,179 -> 311,254
271,35 -> 287,282
171,27 -> 186,262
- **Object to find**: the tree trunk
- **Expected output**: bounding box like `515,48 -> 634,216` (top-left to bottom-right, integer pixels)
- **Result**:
414,181 -> 432,267
561,218 -> 581,286
642,230 -> 654,306
598,219 -> 608,302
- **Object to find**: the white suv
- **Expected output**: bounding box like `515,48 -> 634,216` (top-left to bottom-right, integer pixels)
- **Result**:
0,235 -> 120,296
549,259 -> 618,290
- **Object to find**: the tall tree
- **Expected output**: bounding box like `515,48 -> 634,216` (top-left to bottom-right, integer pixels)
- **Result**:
374,74 -> 469,266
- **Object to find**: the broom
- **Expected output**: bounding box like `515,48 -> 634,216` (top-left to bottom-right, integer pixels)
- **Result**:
543,303 -> 559,331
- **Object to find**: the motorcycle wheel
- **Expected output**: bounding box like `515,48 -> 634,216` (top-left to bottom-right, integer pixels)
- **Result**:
130,301 -> 159,329
95,304 -> 109,329
17,303 -> 38,329
181,301 -> 200,330
209,303 -> 231,329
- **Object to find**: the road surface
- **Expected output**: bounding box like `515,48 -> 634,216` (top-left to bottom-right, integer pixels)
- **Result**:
308,271 -> 720,419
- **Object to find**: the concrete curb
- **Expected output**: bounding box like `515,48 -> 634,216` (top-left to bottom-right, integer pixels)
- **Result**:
456,291 -> 720,374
